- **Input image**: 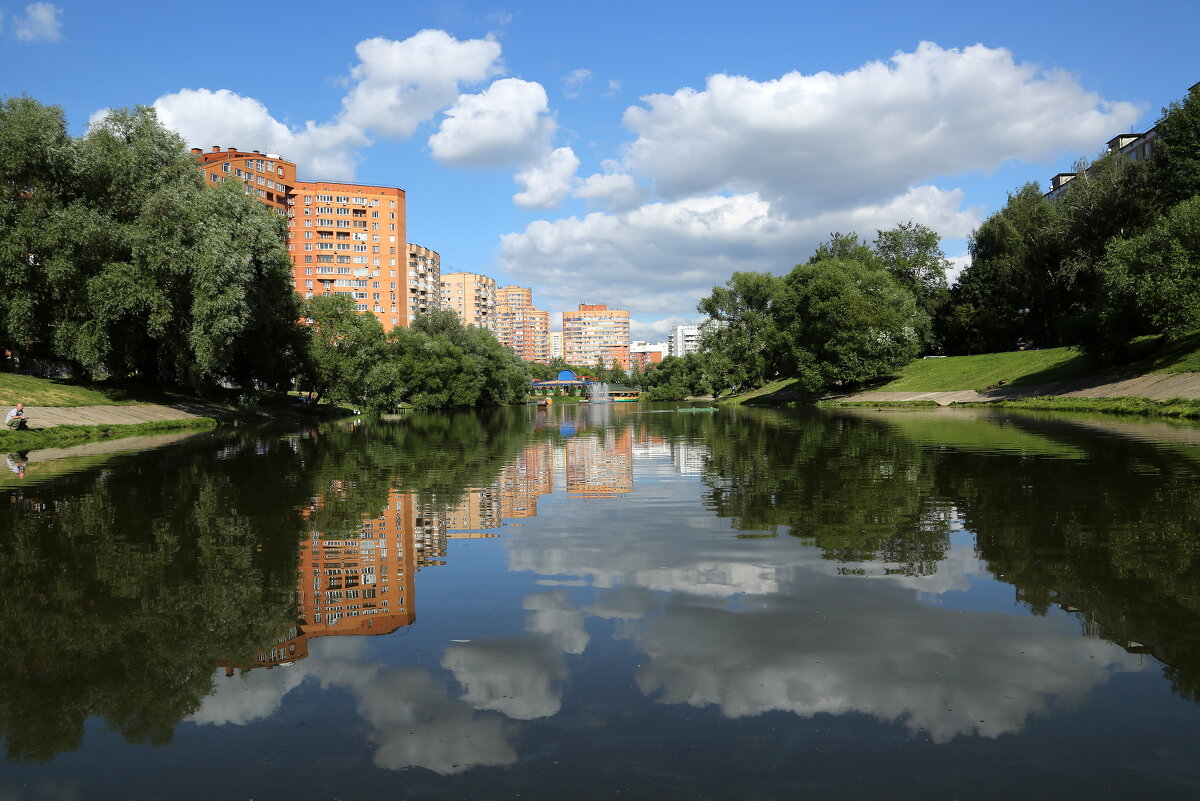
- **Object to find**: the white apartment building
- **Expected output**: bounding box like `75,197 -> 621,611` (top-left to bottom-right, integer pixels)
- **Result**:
668,324 -> 701,358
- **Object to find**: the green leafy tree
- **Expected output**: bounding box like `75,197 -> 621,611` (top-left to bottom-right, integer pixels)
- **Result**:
1097,196 -> 1200,346
873,221 -> 951,342
1149,83 -> 1200,211
697,271 -> 786,393
301,293 -> 388,405
0,99 -> 302,388
774,258 -> 927,392
945,183 -> 1062,353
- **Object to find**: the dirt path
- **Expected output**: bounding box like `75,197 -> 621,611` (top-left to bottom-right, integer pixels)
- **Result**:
835,372 -> 1200,406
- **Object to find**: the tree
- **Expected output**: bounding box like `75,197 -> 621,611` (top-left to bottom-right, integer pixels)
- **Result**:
808,232 -> 878,267
0,99 -> 303,388
1149,83 -> 1200,212
1097,196 -> 1200,348
372,311 -> 530,411
301,293 -> 388,405
774,258 -> 927,392
944,183 -> 1062,353
873,222 -> 950,307
697,271 -> 786,393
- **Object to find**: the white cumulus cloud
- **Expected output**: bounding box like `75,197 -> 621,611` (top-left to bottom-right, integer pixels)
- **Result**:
343,31 -> 504,140
428,78 -> 558,168
620,41 -> 1140,212
514,147 -> 581,209
13,2 -> 61,42
146,30 -> 504,181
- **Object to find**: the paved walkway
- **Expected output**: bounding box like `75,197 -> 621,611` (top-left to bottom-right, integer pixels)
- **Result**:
835,373 -> 1200,406
16,402 -> 220,429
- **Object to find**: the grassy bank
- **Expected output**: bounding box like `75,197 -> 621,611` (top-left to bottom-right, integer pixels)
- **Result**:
0,417 -> 217,452
877,332 -> 1200,393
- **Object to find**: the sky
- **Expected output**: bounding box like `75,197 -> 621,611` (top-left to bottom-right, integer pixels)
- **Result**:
2,0 -> 1197,340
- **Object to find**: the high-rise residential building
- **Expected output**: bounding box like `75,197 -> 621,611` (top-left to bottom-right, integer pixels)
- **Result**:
405,244 -> 441,324
194,146 -> 412,332
495,286 -> 551,363
550,331 -> 564,361
630,341 -> 667,371
563,304 -> 630,369
289,180 -> 407,331
668,324 -> 701,358
193,146 -> 295,220
440,272 -> 498,330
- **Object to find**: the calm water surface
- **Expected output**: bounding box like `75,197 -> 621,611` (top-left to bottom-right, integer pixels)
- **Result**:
2,404 -> 1200,799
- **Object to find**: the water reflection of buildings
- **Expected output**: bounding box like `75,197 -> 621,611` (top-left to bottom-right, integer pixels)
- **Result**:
566,430 -> 634,498
227,425 -> 692,674
223,489 -> 424,674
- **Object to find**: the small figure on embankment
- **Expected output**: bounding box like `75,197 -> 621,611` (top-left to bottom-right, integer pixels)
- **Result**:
5,403 -> 30,431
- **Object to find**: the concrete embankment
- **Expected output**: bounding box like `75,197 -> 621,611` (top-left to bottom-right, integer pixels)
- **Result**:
19,403 -> 218,428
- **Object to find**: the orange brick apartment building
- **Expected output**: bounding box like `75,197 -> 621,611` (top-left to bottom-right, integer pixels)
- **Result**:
495,286 -> 551,363
195,147 -> 413,332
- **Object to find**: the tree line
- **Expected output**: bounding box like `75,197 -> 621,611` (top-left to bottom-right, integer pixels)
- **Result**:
0,97 -> 531,410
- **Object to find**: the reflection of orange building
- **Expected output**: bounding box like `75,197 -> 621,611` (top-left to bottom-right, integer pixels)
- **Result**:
566,430 -> 633,498
296,489 -> 418,637
499,441 -> 555,518
223,489 -> 423,675
443,488 -> 501,538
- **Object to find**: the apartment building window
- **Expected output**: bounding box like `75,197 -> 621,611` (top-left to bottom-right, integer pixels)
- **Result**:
316,194 -> 333,202
305,280 -> 313,289
317,255 -> 334,263
304,268 -> 313,275
304,256 -> 313,263
304,232 -> 313,239
371,223 -> 380,230
221,163 -> 229,173
337,256 -> 351,263
389,201 -> 396,208
371,211 -> 380,218
336,195 -> 350,203
336,220 -> 351,228
336,208 -> 351,215
304,244 -> 313,251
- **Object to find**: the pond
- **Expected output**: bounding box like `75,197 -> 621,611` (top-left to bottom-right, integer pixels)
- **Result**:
2,403 -> 1200,800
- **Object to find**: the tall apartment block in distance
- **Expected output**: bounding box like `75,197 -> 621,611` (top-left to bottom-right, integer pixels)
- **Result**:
550,331 -> 564,361
630,341 -> 667,371
440,272 -> 498,330
668,324 -> 701,357
405,244 -> 441,324
289,180 -> 406,331
495,286 -> 551,363
563,304 -> 630,369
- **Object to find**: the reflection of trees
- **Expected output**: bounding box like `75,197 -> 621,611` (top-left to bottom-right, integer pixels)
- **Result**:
0,411 -> 541,762
936,415 -> 1200,702
648,407 -> 1200,705
0,437 -> 306,761
644,409 -> 951,575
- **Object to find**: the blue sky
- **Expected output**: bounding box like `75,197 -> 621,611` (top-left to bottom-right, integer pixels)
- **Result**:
3,0 -> 1197,339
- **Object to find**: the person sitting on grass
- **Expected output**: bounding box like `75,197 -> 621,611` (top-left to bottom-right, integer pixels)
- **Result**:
5,403 -> 30,430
